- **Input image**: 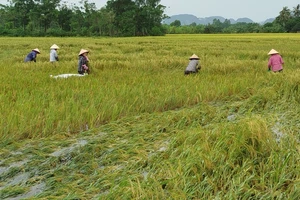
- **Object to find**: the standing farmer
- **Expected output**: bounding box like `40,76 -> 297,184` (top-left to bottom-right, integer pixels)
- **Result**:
50,44 -> 59,63
78,49 -> 90,75
268,49 -> 284,72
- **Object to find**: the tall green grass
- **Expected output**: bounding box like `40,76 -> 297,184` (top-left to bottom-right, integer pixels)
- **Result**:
2,34 -> 299,141
0,34 -> 299,199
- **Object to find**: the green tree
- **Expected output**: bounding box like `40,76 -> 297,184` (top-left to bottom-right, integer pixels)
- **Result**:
27,3 -> 42,34
291,22 -> 300,32
0,0 -> 168,36
195,24 -> 205,33
70,5 -> 85,35
142,0 -> 166,35
38,0 -> 60,32
106,0 -> 137,36
212,19 -> 223,33
80,0 -> 100,35
204,23 -> 215,33
292,4 -> 300,18
135,0 -> 166,36
9,0 -> 35,31
261,22 -> 283,33
97,8 -> 115,36
275,6 -> 292,31
170,20 -> 181,27
223,19 -> 231,28
106,0 -> 166,36
57,3 -> 73,32
0,4 -> 12,34
286,18 -> 300,32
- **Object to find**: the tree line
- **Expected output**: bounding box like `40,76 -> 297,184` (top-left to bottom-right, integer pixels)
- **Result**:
0,0 -> 167,36
0,1 -> 299,37
165,5 -> 300,34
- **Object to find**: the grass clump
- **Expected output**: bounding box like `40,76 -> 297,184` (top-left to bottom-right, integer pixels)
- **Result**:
0,186 -> 27,199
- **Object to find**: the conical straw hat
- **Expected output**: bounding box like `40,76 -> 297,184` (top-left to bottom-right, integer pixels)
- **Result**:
268,49 -> 279,55
78,49 -> 89,55
50,44 -> 59,49
32,48 -> 41,54
189,54 -> 199,59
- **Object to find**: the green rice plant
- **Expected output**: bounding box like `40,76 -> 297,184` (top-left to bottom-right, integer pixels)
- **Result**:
0,34 -> 300,199
0,186 -> 27,199
141,117 -> 299,199
1,34 -> 300,141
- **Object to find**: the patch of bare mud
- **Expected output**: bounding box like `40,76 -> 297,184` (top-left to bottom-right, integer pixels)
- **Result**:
50,139 -> 88,157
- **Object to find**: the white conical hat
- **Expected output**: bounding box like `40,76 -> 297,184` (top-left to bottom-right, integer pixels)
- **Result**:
78,49 -> 89,55
32,48 -> 41,54
50,44 -> 59,49
189,54 -> 199,59
268,49 -> 279,55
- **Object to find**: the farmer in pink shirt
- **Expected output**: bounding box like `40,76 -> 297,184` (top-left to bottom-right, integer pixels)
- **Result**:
268,49 -> 284,72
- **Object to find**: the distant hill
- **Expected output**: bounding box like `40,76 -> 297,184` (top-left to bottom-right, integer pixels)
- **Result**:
162,14 -> 275,25
236,17 -> 253,23
263,18 -> 276,24
163,14 -> 200,25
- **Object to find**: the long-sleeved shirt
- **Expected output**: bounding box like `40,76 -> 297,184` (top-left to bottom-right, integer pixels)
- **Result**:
50,49 -> 58,62
185,59 -> 200,72
24,51 -> 37,62
268,54 -> 284,72
78,55 -> 89,72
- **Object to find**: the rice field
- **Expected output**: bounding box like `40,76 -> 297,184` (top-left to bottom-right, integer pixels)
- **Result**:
0,34 -> 300,199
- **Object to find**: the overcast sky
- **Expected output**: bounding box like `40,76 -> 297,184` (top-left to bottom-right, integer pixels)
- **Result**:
0,0 -> 299,22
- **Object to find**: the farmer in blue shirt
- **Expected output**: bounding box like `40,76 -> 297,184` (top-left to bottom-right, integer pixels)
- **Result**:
24,48 -> 40,62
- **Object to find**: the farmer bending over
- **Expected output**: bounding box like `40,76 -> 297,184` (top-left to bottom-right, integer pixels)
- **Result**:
184,54 -> 201,75
24,48 -> 40,62
268,49 -> 284,73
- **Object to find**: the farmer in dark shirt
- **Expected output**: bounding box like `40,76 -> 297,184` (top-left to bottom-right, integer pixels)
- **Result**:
24,48 -> 40,62
78,49 -> 90,75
